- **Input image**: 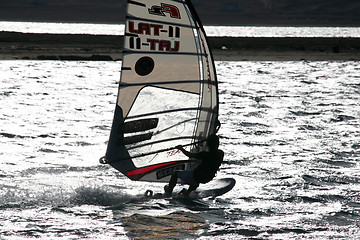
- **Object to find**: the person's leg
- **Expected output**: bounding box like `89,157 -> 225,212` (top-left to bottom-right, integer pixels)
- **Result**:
164,171 -> 178,196
188,183 -> 199,192
186,183 -> 199,195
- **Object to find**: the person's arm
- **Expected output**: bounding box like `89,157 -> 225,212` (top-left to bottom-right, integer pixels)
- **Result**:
175,145 -> 198,158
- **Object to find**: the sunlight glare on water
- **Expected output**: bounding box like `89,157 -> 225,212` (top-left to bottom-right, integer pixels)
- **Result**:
2,21 -> 360,37
1,59 -> 360,239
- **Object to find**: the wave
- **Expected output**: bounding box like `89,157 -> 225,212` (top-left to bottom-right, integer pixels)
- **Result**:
69,185 -> 132,206
239,121 -> 270,128
302,174 -> 360,186
19,165 -> 109,176
330,114 -> 356,122
0,132 -> 55,139
38,148 -> 58,153
0,91 -> 14,97
64,141 -> 94,147
320,159 -> 356,168
289,110 -> 322,116
206,228 -> 260,237
0,184 -> 132,210
298,124 -> 323,131
330,150 -> 360,160
278,194 -> 346,204
325,209 -> 360,226
243,142 -> 271,147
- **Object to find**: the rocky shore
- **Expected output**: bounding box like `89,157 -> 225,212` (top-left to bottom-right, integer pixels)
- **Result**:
1,31 -> 360,61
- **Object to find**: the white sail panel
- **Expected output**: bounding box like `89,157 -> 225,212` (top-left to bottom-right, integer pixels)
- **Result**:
125,87 -> 198,168
118,53 -> 201,117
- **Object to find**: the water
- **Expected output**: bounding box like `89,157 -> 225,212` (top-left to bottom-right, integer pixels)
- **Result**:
1,59 -> 360,239
2,21 -> 360,37
1,19 -> 360,240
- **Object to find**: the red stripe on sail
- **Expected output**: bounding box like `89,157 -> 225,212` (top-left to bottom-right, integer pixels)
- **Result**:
127,162 -> 174,176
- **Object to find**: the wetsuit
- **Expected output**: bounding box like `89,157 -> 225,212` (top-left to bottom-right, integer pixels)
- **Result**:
191,150 -> 224,184
164,144 -> 224,196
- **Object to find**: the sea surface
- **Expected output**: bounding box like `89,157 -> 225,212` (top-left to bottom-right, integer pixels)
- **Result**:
1,60 -> 360,239
1,23 -> 360,239
2,21 -> 360,37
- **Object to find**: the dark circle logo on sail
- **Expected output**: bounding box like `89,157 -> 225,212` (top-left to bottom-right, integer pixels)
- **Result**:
135,57 -> 155,76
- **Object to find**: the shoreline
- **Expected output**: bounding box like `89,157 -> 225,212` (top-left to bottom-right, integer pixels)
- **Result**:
1,31 -> 360,61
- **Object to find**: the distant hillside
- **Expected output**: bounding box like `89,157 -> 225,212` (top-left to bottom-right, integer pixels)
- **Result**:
0,0 -> 359,26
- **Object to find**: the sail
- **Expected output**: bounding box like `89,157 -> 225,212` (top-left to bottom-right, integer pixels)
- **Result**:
101,0 -> 219,182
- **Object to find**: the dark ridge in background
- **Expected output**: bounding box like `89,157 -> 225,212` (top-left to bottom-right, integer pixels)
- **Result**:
1,0 -> 360,26
1,1 -> 360,61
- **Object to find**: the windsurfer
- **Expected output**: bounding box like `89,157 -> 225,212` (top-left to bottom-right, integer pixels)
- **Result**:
164,134 -> 224,197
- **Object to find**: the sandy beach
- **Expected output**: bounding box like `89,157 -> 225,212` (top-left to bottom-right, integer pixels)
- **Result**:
1,31 -> 360,61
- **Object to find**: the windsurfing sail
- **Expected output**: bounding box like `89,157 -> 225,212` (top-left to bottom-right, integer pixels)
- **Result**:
100,0 -> 219,182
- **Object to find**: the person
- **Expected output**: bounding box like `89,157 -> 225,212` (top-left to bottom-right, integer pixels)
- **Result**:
164,134 -> 224,197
